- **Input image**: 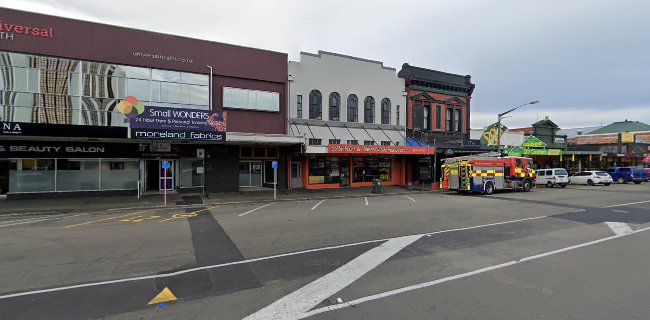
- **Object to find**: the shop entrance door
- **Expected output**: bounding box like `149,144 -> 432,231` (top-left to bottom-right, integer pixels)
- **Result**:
340,158 -> 350,187
159,160 -> 174,191
144,160 -> 175,192
239,161 -> 263,187
291,162 -> 302,188
0,161 -> 10,195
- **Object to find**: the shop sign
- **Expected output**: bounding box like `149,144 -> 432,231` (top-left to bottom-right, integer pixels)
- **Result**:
118,97 -> 227,140
327,144 -> 435,155
0,19 -> 55,41
480,123 -> 508,146
522,135 -> 547,148
308,176 -> 325,184
621,132 -> 635,143
0,121 -> 128,138
0,140 -> 139,158
504,147 -> 562,156
554,137 -> 566,144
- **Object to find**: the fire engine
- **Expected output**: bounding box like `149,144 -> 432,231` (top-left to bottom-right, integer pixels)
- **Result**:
440,153 -> 536,195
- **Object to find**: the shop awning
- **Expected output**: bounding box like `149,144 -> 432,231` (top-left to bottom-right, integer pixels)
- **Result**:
406,137 -> 429,147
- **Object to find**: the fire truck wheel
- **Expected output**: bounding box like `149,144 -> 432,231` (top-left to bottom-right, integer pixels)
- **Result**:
483,182 -> 494,195
523,179 -> 532,192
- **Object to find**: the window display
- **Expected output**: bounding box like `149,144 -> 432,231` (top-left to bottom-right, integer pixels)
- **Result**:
352,157 -> 392,183
308,157 -> 342,184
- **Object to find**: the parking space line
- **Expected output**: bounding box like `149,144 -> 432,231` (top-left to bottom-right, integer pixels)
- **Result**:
238,203 -> 275,217
311,200 -> 325,210
62,209 -> 157,229
611,209 -> 629,213
365,197 -> 368,206
403,195 -> 416,203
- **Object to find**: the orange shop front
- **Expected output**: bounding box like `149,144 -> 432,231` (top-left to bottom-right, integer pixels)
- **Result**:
302,144 -> 436,189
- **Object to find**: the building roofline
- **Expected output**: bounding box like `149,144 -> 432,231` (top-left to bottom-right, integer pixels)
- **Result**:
2,7 -> 287,57
291,50 -> 397,71
401,63 -> 472,80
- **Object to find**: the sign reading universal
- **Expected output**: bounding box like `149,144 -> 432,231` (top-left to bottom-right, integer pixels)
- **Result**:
0,19 -> 55,41
118,96 -> 227,141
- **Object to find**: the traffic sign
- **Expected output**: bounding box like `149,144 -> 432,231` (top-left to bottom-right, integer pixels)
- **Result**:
161,161 -> 170,169
271,161 -> 278,169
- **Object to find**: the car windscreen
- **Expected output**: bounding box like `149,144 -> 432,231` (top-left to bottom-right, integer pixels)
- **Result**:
596,172 -> 609,176
554,169 -> 568,175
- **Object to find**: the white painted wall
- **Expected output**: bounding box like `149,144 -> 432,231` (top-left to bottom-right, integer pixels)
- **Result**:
289,51 -> 406,127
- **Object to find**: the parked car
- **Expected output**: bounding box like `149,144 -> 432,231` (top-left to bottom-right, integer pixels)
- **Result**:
569,171 -> 613,186
645,168 -> 650,182
606,167 -> 647,184
536,168 -> 569,188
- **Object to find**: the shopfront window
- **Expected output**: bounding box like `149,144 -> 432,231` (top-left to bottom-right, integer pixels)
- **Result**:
57,159 -> 100,191
179,159 -> 204,188
308,157 -> 343,184
101,160 -> 138,190
8,159 -> 55,193
352,157 -> 392,183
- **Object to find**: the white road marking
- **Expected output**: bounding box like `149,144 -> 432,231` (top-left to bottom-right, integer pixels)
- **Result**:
364,197 -> 368,206
300,225 -> 650,319
0,212 -> 93,229
238,202 -> 275,217
0,215 -> 550,301
403,195 -> 416,203
611,209 -> 629,213
243,234 -> 422,320
605,221 -> 633,236
311,200 -> 325,210
605,200 -> 650,208
442,194 -> 452,198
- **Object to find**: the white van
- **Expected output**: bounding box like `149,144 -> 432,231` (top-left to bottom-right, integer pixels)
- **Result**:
536,168 -> 569,188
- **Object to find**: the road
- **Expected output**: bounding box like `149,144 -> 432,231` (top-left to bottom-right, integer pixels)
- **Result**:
1,183 -> 649,319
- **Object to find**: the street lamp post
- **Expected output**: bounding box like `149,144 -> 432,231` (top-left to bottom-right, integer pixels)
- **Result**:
496,100 -> 540,155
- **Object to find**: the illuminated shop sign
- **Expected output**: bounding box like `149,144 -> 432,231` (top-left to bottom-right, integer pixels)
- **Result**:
328,144 -> 435,155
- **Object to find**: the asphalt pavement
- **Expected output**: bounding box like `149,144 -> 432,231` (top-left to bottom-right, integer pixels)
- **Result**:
0,183 -> 649,319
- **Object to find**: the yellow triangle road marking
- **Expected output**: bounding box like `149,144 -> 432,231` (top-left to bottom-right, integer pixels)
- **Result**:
148,287 -> 177,305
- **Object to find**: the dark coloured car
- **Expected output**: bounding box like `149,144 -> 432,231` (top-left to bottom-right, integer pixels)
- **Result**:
606,167 -> 647,184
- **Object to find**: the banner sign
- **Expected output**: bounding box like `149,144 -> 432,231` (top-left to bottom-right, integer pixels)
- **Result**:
117,97 -> 227,140
480,123 -> 508,146
328,144 -> 435,155
1,122 -> 127,138
621,132 -> 635,143
0,140 -> 139,158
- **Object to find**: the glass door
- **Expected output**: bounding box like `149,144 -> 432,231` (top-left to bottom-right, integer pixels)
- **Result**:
340,157 -> 350,187
159,160 -> 174,191
250,161 -> 262,186
239,161 -> 263,187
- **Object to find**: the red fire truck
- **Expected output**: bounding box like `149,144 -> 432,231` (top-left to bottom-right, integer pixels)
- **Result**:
440,154 -> 536,195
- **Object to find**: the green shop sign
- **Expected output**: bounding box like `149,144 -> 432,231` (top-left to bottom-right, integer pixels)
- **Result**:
521,135 -> 547,148
505,147 -> 562,156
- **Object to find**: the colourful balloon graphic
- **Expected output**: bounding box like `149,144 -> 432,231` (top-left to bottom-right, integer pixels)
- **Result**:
117,96 -> 145,120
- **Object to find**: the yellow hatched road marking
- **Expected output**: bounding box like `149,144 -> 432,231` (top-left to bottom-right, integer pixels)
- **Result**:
159,206 -> 216,222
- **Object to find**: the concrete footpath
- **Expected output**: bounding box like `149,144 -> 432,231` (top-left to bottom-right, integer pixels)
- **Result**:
0,186 -> 427,216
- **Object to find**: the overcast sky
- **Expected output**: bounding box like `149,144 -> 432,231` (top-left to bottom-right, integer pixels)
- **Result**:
3,0 -> 649,129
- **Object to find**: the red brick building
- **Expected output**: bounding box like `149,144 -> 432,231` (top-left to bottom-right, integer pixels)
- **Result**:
397,64 -> 476,184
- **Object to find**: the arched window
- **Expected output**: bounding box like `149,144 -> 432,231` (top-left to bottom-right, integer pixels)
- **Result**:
381,98 -> 391,124
309,90 -> 322,120
329,92 -> 340,121
364,96 -> 375,123
347,94 -> 358,122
